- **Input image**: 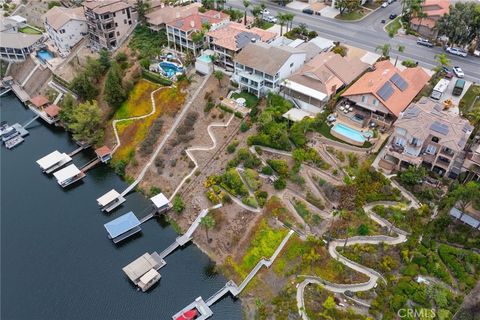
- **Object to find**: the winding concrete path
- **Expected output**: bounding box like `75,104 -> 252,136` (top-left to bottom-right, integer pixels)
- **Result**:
169,113 -> 236,201
296,200 -> 414,320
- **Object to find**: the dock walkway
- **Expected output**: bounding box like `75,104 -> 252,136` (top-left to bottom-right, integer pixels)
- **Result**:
11,83 -> 30,103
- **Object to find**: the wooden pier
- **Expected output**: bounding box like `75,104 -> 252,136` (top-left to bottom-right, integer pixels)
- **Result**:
80,158 -> 100,172
68,146 -> 84,157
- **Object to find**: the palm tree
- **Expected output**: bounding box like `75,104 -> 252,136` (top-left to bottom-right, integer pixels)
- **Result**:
284,13 -> 295,32
200,215 -> 216,243
251,5 -> 262,26
209,54 -> 218,71
394,45 -> 405,66
214,70 -> 224,87
434,53 -> 450,72
376,43 -> 391,59
243,0 -> 251,25
415,11 -> 428,32
277,13 -> 286,36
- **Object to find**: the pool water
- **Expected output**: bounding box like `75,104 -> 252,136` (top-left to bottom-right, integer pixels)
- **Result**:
331,123 -> 369,143
197,54 -> 212,63
159,62 -> 183,78
37,49 -> 54,62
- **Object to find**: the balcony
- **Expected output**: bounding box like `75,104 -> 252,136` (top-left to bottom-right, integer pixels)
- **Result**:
440,148 -> 455,158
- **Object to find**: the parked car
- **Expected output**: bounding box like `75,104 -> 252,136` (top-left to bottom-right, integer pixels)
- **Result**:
344,290 -> 354,297
260,9 -> 270,15
263,15 -> 277,23
389,13 -> 397,19
381,19 -> 386,23
452,66 -> 464,78
416,37 -> 433,48
441,66 -> 453,78
446,47 -> 468,57
302,8 -> 314,14
381,2 -> 388,7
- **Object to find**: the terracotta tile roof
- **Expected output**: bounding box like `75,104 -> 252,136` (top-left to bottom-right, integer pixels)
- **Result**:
44,104 -> 60,117
202,10 -> 230,20
146,3 -> 201,26
234,42 -> 305,75
95,145 -> 112,157
207,22 -> 276,51
82,0 -> 130,14
167,10 -> 229,32
410,0 -> 449,28
30,95 -> 49,108
342,60 -> 430,117
395,97 -> 473,152
288,52 -> 369,97
43,7 -> 85,30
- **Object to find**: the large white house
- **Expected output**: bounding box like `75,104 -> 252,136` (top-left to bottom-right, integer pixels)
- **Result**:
232,42 -> 306,97
43,7 -> 87,55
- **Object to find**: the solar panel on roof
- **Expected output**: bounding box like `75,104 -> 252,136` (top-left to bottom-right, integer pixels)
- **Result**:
430,121 -> 449,135
390,73 -> 408,91
376,82 -> 394,101
402,106 -> 420,119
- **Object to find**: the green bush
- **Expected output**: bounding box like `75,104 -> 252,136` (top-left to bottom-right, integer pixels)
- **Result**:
274,177 -> 287,190
173,195 -> 185,213
261,166 -> 273,175
267,159 -> 289,177
242,196 -> 258,208
142,69 -> 173,86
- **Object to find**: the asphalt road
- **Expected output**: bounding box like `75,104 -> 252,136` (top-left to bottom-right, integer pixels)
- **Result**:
227,0 -> 480,82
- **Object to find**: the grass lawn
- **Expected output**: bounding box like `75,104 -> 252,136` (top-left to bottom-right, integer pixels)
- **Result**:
386,17 -> 402,37
316,122 -> 372,148
460,85 -> 480,113
112,80 -> 185,163
231,91 -> 259,108
257,21 -> 274,30
335,10 -> 365,21
19,26 -> 43,35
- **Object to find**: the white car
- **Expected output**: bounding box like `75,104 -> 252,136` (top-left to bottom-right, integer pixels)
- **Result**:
263,15 -> 277,23
452,66 -> 464,78
260,9 -> 270,15
446,47 -> 468,57
381,2 -> 388,7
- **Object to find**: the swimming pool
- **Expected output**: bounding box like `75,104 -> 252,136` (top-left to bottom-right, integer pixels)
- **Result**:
331,123 -> 368,144
159,61 -> 183,78
37,49 -> 54,62
197,54 -> 212,63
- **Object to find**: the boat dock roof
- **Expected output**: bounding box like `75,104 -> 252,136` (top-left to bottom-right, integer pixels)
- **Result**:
97,189 -> 120,207
104,211 -> 141,240
36,151 -> 71,170
53,164 -> 81,183
122,252 -> 165,283
150,193 -> 170,209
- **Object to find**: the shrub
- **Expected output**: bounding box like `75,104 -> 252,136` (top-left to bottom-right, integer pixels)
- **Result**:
240,121 -> 250,132
267,159 -> 289,177
274,177 -> 287,190
172,195 -> 185,213
142,69 -> 172,85
254,190 -> 268,207
149,186 -> 161,196
261,166 -> 273,175
402,59 -> 417,68
242,196 -> 258,208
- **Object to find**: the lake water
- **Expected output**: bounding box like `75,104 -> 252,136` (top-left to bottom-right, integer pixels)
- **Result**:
0,93 -> 242,320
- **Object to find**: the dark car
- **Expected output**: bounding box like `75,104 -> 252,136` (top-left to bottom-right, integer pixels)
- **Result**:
441,66 -> 454,79
302,8 -> 314,14
389,13 -> 397,19
344,290 -> 354,297
416,37 -> 434,48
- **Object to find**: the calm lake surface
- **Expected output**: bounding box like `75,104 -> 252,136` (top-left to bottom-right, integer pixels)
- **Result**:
0,93 -> 242,320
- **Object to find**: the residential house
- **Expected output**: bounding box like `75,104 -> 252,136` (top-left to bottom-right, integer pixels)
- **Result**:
0,16 -> 43,62
282,51 -> 369,112
83,0 -> 136,51
341,60 -> 431,129
166,10 -> 229,56
146,3 -> 201,31
207,22 -> 276,70
269,36 -> 335,62
462,141 -> 480,182
380,97 -> 473,179
410,0 -> 449,39
43,6 -> 87,55
232,42 -> 306,97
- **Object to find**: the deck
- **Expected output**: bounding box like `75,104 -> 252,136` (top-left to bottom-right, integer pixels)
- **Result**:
11,83 -> 30,103
27,106 -> 57,125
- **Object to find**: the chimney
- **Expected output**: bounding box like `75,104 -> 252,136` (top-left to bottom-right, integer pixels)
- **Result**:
251,38 -> 256,43
190,20 -> 195,28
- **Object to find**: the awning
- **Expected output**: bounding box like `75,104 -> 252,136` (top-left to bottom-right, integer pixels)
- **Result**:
139,269 -> 160,284
284,80 -> 328,102
97,189 -> 121,207
150,193 -> 170,209
53,164 -> 81,183
37,150 -> 64,169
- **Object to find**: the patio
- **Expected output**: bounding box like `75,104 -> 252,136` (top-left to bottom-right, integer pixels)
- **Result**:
335,99 -> 395,131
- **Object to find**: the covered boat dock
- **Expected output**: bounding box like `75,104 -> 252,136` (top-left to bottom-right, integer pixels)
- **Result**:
96,189 -> 126,213
104,211 -> 141,243
122,252 -> 165,292
36,150 -> 72,174
53,164 -> 85,187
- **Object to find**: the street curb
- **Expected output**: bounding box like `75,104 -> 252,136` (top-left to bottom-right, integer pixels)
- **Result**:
332,5 -> 382,23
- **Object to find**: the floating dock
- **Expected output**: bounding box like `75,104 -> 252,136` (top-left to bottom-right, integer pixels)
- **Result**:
2,123 -> 29,149
122,252 -> 166,292
5,136 -> 24,149
53,164 -> 85,187
36,150 -> 72,174
172,297 -> 213,320
97,189 -> 126,213
104,211 -> 141,243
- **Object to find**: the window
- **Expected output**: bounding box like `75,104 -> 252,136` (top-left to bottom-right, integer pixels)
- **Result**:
122,9 -> 125,14
373,98 -> 379,106
290,62 -> 294,68
395,137 -> 406,147
116,31 -> 120,36
361,95 -> 368,103
411,137 -> 420,146
431,136 -> 439,143
115,22 -> 118,27
425,145 -> 436,155
124,19 -> 127,24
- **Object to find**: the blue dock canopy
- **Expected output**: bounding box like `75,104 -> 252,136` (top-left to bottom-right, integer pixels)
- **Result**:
104,212 -> 141,239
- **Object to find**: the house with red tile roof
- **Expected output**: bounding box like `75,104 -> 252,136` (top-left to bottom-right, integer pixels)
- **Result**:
410,0 -> 450,38
341,60 -> 431,129
166,10 -> 229,56
146,3 -> 201,31
207,22 -> 276,70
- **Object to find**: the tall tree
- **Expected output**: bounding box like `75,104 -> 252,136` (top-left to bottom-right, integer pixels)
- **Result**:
58,93 -> 77,128
243,0 -> 251,25
251,5 -> 262,25
104,62 -> 126,109
436,2 -> 480,46
70,73 -> 98,101
98,48 -> 111,71
135,0 -> 151,24
69,101 -> 103,145
200,215 -> 216,242
336,0 -> 361,15
394,45 -> 405,67
434,53 -> 450,72
213,70 -> 224,87
376,43 -> 391,58
277,13 -> 286,36
284,12 -> 295,32
449,182 -> 480,220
